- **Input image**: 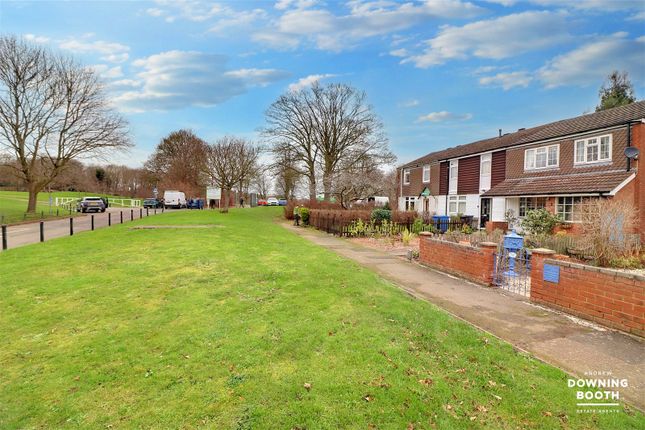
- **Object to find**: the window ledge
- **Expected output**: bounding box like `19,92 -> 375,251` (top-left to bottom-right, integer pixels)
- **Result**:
523,167 -> 559,173
573,161 -> 613,168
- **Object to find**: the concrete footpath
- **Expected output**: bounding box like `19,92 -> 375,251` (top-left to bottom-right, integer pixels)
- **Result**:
284,224 -> 645,410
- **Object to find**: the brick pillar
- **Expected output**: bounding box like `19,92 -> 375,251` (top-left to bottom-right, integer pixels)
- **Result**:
419,232 -> 432,261
530,248 -> 556,300
480,242 -> 498,285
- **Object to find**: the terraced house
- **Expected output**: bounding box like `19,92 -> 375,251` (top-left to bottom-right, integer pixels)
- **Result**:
397,101 -> 645,239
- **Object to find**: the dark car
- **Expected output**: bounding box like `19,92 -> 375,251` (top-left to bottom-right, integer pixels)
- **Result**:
77,197 -> 106,213
143,198 -> 163,208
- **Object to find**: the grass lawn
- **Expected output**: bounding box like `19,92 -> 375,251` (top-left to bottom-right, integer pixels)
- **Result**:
0,190 -> 138,224
0,208 -> 641,429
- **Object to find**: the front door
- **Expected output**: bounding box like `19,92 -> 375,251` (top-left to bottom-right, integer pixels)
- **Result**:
480,198 -> 491,228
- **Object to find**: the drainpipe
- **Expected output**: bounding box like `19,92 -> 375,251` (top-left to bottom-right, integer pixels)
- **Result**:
626,122 -> 632,172
444,163 -> 449,215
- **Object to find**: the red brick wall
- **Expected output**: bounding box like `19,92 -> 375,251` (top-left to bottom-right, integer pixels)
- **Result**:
531,251 -> 645,337
419,234 -> 497,285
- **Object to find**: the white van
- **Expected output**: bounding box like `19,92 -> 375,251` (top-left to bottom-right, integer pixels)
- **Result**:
163,190 -> 186,209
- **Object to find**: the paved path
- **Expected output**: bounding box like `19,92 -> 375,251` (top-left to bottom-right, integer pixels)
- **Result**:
0,207 -> 172,251
284,224 -> 645,410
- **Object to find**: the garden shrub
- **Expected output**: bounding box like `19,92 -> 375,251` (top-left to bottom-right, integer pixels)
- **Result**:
371,208 -> 391,222
411,218 -> 424,234
401,228 -> 415,246
520,208 -> 560,235
608,256 -> 643,269
299,207 -> 310,225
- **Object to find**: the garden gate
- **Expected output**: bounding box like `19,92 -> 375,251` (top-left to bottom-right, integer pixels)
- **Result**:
492,231 -> 531,297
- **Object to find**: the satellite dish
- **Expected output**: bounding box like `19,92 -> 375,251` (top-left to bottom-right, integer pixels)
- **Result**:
624,147 -> 640,160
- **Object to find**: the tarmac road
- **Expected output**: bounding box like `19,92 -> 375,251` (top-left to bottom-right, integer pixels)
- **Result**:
0,206 -> 168,251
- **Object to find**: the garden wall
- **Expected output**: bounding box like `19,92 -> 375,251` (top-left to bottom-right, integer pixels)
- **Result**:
531,250 -> 645,337
418,232 -> 498,285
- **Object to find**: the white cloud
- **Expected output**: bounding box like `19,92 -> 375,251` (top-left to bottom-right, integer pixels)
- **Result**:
399,99 -> 420,108
59,37 -> 130,63
389,48 -> 409,57
538,33 -> 645,88
90,64 -> 124,79
110,79 -> 143,88
479,71 -> 532,90
251,31 -> 300,49
23,34 -> 50,43
403,11 -> 570,68
152,0 -> 228,22
627,11 -> 645,21
255,0 -> 483,51
146,7 -> 165,17
530,0 -> 642,11
288,73 -> 337,91
417,111 -> 473,122
113,50 -> 289,112
208,9 -> 268,34
275,0 -> 318,10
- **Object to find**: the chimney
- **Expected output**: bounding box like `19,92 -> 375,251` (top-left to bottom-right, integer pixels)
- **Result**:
498,129 -> 502,137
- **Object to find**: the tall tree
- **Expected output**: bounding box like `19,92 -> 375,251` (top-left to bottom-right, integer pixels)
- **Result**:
309,83 -> 394,201
251,167 -> 271,199
144,129 -> 208,197
264,91 -> 319,200
204,136 -> 260,213
272,150 -> 300,200
0,35 -> 130,212
596,70 -> 636,112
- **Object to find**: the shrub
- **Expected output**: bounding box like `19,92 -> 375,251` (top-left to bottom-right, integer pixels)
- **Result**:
579,198 -> 640,267
461,224 -> 474,235
299,207 -> 310,225
411,217 -> 424,234
520,208 -> 560,235
371,208 -> 391,222
401,228 -> 415,246
608,256 -> 643,269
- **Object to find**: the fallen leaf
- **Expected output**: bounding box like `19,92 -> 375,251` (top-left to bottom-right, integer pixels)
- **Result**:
470,416 -> 477,421
543,411 -> 552,417
363,394 -> 373,402
492,394 -> 502,401
476,405 -> 488,413
488,380 -> 497,387
303,382 -> 312,391
418,378 -> 433,386
407,423 -> 415,430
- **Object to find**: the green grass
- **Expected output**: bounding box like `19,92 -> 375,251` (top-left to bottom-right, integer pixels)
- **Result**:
0,208 -> 641,429
0,190 -> 138,224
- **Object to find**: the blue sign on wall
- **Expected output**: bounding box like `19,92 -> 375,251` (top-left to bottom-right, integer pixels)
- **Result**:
543,264 -> 560,283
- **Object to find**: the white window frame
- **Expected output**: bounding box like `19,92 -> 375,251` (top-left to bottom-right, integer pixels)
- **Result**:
556,196 -> 596,223
403,168 -> 410,185
448,160 -> 458,195
479,153 -> 492,192
524,144 -> 559,170
448,195 -> 467,216
404,196 -> 416,211
422,164 -> 430,183
574,134 -> 612,165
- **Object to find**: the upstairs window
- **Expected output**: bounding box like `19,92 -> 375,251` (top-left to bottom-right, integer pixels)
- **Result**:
403,168 -> 410,185
575,135 -> 612,164
449,160 -> 458,194
422,165 -> 430,183
525,145 -> 559,170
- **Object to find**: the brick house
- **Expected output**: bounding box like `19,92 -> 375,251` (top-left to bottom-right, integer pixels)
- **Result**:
397,101 -> 645,239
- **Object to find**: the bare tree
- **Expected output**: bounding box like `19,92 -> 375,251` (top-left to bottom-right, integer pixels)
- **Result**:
251,167 -> 271,199
263,91 -> 319,200
144,129 -> 208,197
0,35 -> 131,212
204,136 -> 260,213
333,157 -> 389,209
309,83 -> 394,200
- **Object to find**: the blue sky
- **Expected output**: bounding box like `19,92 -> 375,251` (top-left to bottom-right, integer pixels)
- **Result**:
2,0 -> 644,167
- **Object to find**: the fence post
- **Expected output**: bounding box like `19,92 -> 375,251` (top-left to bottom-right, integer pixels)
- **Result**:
40,221 -> 44,242
130,209 -> 134,221
146,208 -> 149,217
91,215 -> 95,231
480,242 -> 499,286
108,212 -> 111,226
1,224 -> 7,250
120,211 -> 123,224
140,208 -> 143,218
154,208 -> 157,215
69,217 -> 74,236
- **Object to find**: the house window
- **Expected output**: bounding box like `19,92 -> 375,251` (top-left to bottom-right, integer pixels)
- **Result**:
448,195 -> 467,215
525,145 -> 559,170
574,134 -> 612,164
405,196 -> 416,211
519,197 -> 547,217
556,196 -> 596,222
403,169 -> 410,185
422,165 -> 430,183
449,160 -> 458,194
480,153 -> 491,192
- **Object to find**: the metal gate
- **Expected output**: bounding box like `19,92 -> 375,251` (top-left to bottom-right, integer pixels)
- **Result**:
493,248 -> 531,297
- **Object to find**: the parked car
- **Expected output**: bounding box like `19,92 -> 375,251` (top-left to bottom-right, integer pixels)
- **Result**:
278,199 -> 287,206
143,198 -> 162,208
77,197 -> 106,213
258,199 -> 267,206
163,190 -> 186,209
187,198 -> 204,209
266,197 -> 279,206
